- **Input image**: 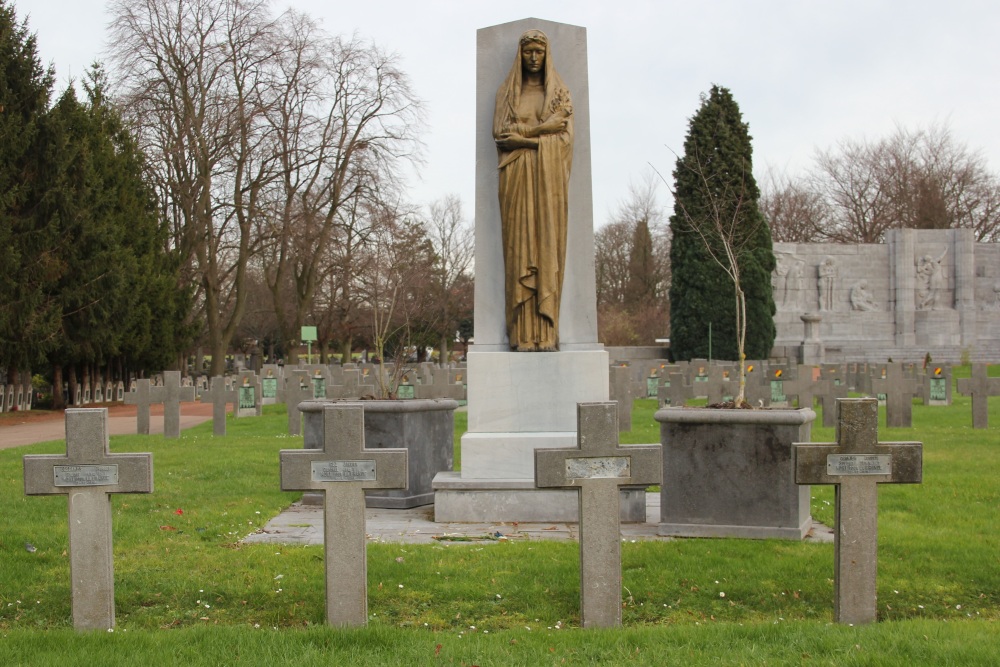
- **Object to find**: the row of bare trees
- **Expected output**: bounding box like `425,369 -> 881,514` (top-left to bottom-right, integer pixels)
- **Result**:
762,123 -> 1000,244
594,175 -> 671,345
106,0 -> 471,374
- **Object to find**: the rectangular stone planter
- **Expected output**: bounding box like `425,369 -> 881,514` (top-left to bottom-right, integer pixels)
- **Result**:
300,398 -> 457,509
654,406 -> 815,540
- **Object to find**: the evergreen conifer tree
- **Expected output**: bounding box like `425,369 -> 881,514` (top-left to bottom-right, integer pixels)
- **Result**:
668,85 -> 776,365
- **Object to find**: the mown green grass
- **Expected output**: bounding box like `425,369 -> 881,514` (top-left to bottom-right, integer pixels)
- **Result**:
0,376 -> 997,665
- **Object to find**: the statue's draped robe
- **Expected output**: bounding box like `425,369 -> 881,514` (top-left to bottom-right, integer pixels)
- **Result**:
493,39 -> 573,351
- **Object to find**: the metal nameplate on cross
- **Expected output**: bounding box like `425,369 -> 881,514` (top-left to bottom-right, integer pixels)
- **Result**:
794,398 -> 922,625
279,404 -> 407,626
535,402 -> 661,628
23,409 -> 153,631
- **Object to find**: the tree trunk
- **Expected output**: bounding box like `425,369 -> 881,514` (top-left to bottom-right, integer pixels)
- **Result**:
51,364 -> 65,410
68,365 -> 78,406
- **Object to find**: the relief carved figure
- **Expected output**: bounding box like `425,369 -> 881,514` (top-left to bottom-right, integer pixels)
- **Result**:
817,257 -> 837,311
915,248 -> 947,310
773,253 -> 804,310
850,280 -> 880,311
494,29 -> 573,351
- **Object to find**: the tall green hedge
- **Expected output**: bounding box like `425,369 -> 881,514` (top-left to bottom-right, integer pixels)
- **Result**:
668,85 -> 775,361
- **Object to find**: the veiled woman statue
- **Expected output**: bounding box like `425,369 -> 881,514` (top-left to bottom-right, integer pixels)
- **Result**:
493,29 -> 573,351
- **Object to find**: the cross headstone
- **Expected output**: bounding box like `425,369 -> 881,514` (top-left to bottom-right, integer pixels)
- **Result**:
782,366 -> 819,410
204,376 -> 237,436
817,364 -> 849,428
279,404 -> 407,626
794,398 -> 922,624
609,366 -> 633,432
957,364 -> 1000,429
124,379 -> 164,435
657,372 -> 692,408
870,363 -> 920,428
161,370 -> 196,438
285,370 -> 314,436
535,402 -> 662,628
23,409 -> 153,630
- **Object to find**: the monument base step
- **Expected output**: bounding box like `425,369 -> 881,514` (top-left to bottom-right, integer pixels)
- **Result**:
657,518 -> 812,540
432,472 -> 646,523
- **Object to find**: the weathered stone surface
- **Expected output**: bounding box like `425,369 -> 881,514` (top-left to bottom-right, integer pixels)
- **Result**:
203,376 -> 236,436
794,398 -> 922,625
655,406 -> 815,539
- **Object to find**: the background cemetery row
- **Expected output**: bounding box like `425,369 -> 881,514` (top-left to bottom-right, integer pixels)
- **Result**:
2,357 -> 994,432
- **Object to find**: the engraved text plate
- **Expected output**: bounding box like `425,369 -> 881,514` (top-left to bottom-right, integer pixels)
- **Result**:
565,456 -> 630,480
827,454 -> 891,476
311,460 -> 377,482
54,465 -> 120,487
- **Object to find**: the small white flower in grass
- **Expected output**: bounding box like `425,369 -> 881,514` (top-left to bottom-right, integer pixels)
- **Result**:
719,592 -> 726,598
274,574 -> 284,580
398,584 -> 404,589
956,604 -> 962,610
107,628 -> 114,633
918,605 -> 925,609
205,604 -> 211,609
496,594 -> 502,599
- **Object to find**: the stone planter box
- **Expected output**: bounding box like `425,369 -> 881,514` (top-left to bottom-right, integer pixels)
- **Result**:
300,398 -> 458,509
654,406 -> 816,540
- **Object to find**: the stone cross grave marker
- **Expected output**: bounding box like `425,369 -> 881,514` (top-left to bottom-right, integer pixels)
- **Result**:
609,365 -> 633,432
794,398 -> 922,624
285,370 -> 313,436
124,378 -> 164,435
657,372 -> 692,408
957,363 -> 1000,429
870,363 -> 920,428
204,376 -> 237,436
782,366 -> 819,411
535,402 -> 662,628
280,404 -> 407,626
818,365 -> 850,428
23,409 -> 153,630
161,370 -> 195,438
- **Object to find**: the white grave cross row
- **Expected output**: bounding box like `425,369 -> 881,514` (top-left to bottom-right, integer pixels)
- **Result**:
23,408 -> 153,631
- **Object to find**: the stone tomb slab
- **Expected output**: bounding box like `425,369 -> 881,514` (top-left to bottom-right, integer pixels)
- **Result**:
23,409 -> 153,630
535,403 -> 661,628
279,404 -> 407,626
794,398 -> 921,624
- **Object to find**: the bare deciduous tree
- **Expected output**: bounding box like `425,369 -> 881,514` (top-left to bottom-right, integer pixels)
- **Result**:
423,194 -> 473,364
763,124 -> 1000,243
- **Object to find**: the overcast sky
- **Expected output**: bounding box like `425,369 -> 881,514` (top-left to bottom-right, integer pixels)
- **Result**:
13,0 -> 1000,228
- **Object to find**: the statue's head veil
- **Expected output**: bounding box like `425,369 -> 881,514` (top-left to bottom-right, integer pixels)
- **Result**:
494,29 -> 568,131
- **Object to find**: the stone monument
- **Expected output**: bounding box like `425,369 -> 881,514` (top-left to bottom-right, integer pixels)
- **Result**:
433,18 -> 619,522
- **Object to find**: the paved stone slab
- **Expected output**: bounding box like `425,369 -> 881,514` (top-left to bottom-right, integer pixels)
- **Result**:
794,398 -> 922,625
22,409 -> 153,630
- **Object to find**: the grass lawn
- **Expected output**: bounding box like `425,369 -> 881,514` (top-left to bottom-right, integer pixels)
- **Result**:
0,370 -> 997,665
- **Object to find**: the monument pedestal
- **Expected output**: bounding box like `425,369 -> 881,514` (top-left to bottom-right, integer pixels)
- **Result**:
915,309 -> 960,347
433,349 -> 647,522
